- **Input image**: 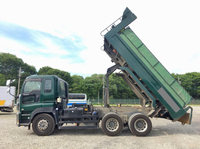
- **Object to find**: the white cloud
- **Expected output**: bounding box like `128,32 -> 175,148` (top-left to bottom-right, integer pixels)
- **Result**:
38,37 -> 68,55
0,37 -> 33,53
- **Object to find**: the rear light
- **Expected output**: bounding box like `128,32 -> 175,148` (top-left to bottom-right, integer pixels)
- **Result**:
113,49 -> 117,53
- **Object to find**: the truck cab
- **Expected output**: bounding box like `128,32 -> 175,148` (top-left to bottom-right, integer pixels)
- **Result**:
15,75 -> 99,136
16,75 -> 68,129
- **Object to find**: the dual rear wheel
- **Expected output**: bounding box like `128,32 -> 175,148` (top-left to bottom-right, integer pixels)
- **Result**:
101,113 -> 152,136
101,113 -> 123,136
128,113 -> 152,136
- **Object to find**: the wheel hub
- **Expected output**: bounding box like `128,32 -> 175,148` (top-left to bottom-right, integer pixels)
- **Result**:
137,121 -> 143,128
106,118 -> 119,132
134,118 -> 147,132
38,119 -> 49,131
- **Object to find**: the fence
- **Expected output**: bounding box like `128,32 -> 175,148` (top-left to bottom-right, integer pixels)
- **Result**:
88,99 -> 140,105
189,99 -> 200,105
88,99 -> 200,105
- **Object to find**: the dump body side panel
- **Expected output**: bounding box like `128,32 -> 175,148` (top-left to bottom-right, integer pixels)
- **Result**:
120,29 -> 191,106
103,8 -> 193,120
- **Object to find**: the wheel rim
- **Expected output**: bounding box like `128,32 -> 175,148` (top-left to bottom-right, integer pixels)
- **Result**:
37,119 -> 49,131
106,118 -> 119,132
134,118 -> 148,132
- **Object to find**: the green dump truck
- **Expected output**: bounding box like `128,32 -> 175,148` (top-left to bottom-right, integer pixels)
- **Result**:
7,7 -> 192,136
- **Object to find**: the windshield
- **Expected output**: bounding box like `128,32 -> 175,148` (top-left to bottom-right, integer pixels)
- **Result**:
23,80 -> 41,94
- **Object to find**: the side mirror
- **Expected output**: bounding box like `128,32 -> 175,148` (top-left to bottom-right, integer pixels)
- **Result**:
6,79 -> 18,98
6,79 -> 15,87
6,80 -> 11,87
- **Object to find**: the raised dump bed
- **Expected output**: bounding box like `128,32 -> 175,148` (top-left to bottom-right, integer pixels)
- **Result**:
102,7 -> 193,123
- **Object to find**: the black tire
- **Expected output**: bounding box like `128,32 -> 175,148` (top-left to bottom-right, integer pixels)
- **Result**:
32,113 -> 55,136
128,113 -> 152,136
101,113 -> 123,136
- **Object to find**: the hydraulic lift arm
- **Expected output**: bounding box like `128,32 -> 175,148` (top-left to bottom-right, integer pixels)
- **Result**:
104,64 -> 120,108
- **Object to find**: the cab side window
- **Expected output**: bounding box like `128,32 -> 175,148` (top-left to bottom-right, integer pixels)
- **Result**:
44,80 -> 52,92
59,81 -> 67,98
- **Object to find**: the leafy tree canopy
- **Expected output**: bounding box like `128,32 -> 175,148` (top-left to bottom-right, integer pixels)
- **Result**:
38,66 -> 72,85
0,53 -> 37,88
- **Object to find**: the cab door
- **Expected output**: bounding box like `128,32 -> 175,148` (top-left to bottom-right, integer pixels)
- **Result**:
20,79 -> 42,120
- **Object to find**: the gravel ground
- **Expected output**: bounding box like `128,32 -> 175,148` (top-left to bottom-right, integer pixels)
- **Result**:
0,106 -> 199,149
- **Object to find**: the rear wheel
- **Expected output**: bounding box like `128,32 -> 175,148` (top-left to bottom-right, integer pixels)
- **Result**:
32,114 -> 55,136
101,113 -> 123,136
128,113 -> 152,136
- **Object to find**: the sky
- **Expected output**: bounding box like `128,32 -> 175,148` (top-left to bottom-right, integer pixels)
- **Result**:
0,0 -> 200,77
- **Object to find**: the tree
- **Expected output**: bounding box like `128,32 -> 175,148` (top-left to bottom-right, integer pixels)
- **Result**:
0,53 -> 37,93
37,66 -> 52,75
0,53 -> 23,80
81,74 -> 103,99
0,73 -> 6,86
79,73 -> 137,100
71,75 -> 84,93
186,72 -> 200,98
172,72 -> 200,99
38,66 -> 73,86
109,74 -> 137,99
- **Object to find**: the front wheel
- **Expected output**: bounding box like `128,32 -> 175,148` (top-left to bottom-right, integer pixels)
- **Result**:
128,113 -> 152,136
32,113 -> 55,136
101,113 -> 123,136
